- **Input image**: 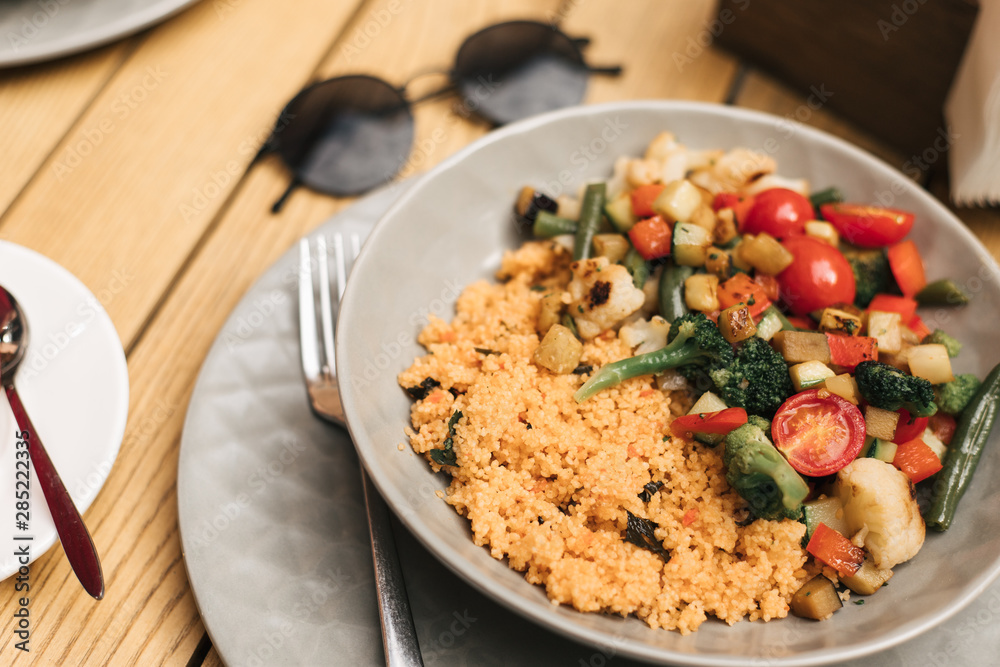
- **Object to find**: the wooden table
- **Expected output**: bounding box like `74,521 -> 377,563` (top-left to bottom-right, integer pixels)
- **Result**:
1,0 -> 997,664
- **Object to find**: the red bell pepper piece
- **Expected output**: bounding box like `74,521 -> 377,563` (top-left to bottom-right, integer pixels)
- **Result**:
630,184 -> 666,218
893,437 -> 943,483
907,314 -> 931,339
887,240 -> 927,297
825,334 -> 877,370
628,215 -> 673,260
717,273 -> 772,319
670,407 -> 748,439
712,192 -> 756,226
806,523 -> 865,577
893,408 -> 929,444
786,315 -> 816,330
753,273 -> 781,302
866,293 -> 918,323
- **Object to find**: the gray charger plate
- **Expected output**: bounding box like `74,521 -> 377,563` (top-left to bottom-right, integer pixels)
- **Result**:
178,176 -> 1000,666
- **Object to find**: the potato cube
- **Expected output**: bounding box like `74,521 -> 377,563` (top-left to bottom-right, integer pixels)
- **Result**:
789,360 -> 836,391
713,208 -> 738,245
536,291 -> 565,335
865,405 -> 900,441
867,311 -> 902,354
672,221 -> 712,266
770,330 -> 832,364
689,203 -> 717,233
718,304 -> 757,344
704,248 -> 732,279
907,344 -> 955,384
592,233 -> 630,264
739,232 -> 795,275
684,274 -> 720,312
819,307 -> 864,336
805,220 -> 839,246
652,179 -> 702,222
532,324 -> 583,374
824,373 -> 861,404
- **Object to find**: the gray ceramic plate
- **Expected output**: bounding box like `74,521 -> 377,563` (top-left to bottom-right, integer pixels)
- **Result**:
0,0 -> 199,68
337,100 -> 1000,666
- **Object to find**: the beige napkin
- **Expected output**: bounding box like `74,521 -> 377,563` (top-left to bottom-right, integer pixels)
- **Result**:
946,0 -> 1000,205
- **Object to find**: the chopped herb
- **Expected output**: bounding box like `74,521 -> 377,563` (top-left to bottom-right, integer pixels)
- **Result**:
448,387 -> 464,398
805,591 -> 811,597
474,347 -> 499,355
430,410 -> 463,467
854,600 -> 865,605
844,319 -> 858,335
530,285 -> 548,292
405,377 -> 441,400
638,481 -> 664,502
747,295 -> 756,305
577,305 -> 584,314
572,364 -> 594,375
525,423 -> 533,430
624,511 -> 671,562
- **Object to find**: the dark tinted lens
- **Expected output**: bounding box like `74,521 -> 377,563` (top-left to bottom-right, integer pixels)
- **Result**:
453,21 -> 588,125
271,75 -> 414,196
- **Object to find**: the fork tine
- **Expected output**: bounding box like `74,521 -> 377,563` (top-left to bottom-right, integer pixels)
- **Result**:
338,233 -> 361,302
298,239 -> 320,380
317,236 -> 336,376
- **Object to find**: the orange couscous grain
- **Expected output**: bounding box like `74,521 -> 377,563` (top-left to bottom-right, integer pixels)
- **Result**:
399,240 -> 809,634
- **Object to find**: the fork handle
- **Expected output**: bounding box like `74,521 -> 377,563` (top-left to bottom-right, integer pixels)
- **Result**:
361,469 -> 424,666
6,384 -> 104,599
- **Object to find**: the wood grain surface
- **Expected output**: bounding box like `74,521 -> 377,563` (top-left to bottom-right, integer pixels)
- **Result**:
0,0 -> 996,665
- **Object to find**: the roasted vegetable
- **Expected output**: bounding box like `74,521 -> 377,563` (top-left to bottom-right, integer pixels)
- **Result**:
842,246 -> 891,309
711,337 -> 795,418
573,182 -> 607,261
574,313 -> 733,401
854,360 -> 937,417
926,362 -> 1000,530
723,419 -> 809,521
533,324 -> 584,374
922,329 -> 963,358
934,374 -> 982,416
790,575 -> 842,621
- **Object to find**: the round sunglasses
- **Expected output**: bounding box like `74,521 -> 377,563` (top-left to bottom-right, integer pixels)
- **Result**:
255,20 -> 622,212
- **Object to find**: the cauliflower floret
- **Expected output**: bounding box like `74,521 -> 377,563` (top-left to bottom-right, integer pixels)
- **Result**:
835,458 -> 926,570
619,315 -> 670,355
688,147 -> 777,194
567,257 -> 645,340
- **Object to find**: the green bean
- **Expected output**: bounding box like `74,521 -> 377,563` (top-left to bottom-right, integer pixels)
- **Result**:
622,247 -> 650,289
573,182 -> 606,261
925,362 -> 1000,531
915,279 -> 971,306
809,187 -> 845,211
658,262 -> 694,323
761,305 -> 796,332
560,312 -> 580,340
532,210 -> 577,238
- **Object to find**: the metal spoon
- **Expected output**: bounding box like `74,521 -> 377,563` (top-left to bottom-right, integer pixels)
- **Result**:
0,286 -> 104,599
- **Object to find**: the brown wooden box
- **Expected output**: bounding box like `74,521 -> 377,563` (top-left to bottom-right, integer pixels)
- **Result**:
715,0 -> 979,159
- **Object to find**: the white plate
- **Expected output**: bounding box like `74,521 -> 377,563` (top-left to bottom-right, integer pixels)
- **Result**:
0,241 -> 129,578
337,100 -> 1000,665
0,0 -> 200,68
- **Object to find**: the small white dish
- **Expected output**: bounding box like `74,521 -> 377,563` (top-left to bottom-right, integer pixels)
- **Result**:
0,241 -> 129,578
336,100 -> 1000,665
0,0 -> 200,68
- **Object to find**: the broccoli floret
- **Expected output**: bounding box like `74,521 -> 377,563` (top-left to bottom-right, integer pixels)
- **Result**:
710,337 -> 795,418
574,313 -> 733,401
935,374 -> 981,415
842,247 -> 892,308
854,360 -> 938,417
922,329 -> 963,358
723,421 -> 808,521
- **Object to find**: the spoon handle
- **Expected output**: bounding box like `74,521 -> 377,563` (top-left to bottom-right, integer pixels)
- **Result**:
5,385 -> 104,599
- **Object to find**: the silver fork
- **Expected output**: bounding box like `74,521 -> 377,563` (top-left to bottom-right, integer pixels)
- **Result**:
299,234 -> 424,667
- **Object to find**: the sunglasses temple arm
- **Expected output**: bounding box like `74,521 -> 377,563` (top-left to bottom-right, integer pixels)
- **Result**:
587,64 -> 623,77
271,178 -> 300,214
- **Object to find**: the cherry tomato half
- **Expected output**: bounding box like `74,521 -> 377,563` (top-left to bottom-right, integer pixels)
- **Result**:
773,389 -> 866,477
777,236 -> 856,316
820,203 -> 915,247
742,188 -> 814,238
